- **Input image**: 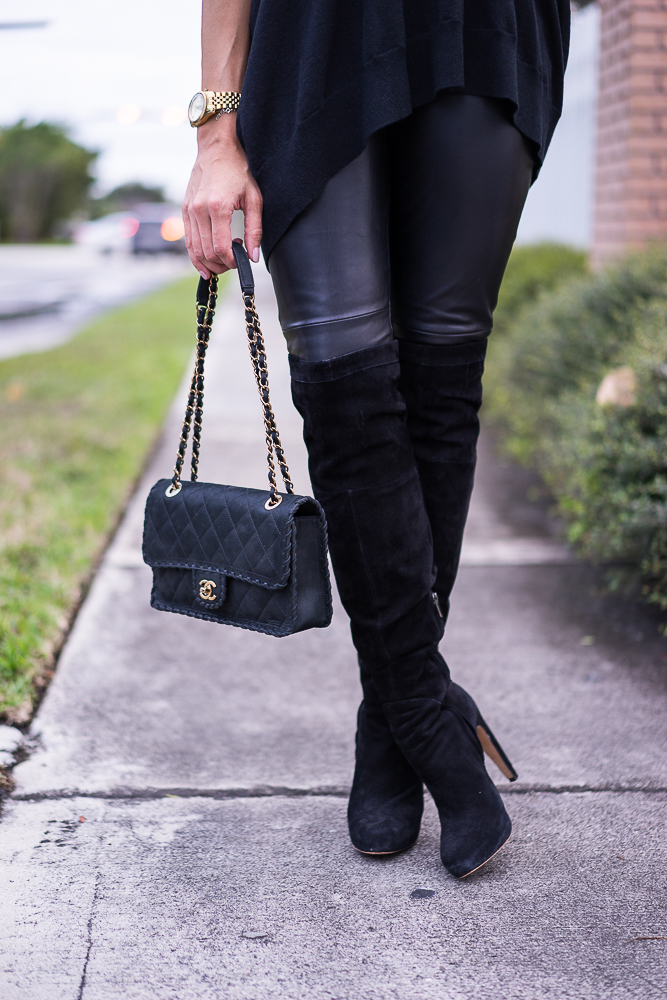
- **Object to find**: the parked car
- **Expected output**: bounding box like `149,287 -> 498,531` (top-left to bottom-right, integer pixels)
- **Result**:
74,211 -> 137,254
74,204 -> 186,255
131,203 -> 187,255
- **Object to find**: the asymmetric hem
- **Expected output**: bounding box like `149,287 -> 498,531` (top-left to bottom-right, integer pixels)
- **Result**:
237,2 -> 570,259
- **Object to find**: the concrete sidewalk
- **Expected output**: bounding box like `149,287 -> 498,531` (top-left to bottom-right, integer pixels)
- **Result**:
1,267 -> 666,1000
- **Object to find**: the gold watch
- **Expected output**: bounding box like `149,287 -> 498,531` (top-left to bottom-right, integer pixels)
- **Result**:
188,91 -> 241,127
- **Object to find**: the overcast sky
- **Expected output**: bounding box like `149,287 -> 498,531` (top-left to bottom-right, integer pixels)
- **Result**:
517,2 -> 599,246
0,0 -> 202,202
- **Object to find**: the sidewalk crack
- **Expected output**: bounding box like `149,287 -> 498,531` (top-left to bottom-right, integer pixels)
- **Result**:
505,783 -> 667,795
10,782 -> 667,802
13,784 -> 351,802
77,871 -> 100,1000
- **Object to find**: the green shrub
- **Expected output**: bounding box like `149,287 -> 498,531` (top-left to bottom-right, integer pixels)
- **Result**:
485,245 -> 667,611
493,242 -> 588,337
485,245 -> 667,457
543,304 -> 667,599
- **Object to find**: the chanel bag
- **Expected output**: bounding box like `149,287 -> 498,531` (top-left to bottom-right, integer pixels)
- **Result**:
142,242 -> 333,637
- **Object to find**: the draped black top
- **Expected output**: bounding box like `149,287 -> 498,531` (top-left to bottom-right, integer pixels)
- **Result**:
237,0 -> 571,258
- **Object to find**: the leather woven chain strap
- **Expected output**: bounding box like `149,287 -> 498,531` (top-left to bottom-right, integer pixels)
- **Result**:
167,269 -> 294,509
241,288 -> 294,506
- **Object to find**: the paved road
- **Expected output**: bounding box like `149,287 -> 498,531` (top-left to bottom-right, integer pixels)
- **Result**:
1,266 -> 666,1000
0,245 -> 192,360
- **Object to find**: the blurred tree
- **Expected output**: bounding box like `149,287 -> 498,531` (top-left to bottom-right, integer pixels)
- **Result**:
0,120 -> 97,242
90,182 -> 166,219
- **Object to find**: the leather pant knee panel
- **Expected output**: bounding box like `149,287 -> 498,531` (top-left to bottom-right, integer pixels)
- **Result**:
267,93 -> 535,362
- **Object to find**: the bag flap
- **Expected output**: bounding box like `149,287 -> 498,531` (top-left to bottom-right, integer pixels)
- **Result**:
142,479 -> 319,589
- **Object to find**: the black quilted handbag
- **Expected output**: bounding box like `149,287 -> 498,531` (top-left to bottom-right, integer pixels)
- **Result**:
142,242 -> 333,637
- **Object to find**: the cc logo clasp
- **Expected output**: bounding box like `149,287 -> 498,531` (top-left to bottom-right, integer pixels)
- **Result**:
198,579 -> 217,601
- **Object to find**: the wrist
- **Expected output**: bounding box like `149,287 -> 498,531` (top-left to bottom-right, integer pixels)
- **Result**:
197,113 -> 239,148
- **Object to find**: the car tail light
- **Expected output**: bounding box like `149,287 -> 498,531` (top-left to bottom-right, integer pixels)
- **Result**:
161,217 -> 185,241
119,216 -> 140,238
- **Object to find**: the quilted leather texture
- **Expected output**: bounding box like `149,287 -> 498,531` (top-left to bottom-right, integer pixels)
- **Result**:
151,560 -> 298,636
143,479 -> 319,588
143,479 -> 332,637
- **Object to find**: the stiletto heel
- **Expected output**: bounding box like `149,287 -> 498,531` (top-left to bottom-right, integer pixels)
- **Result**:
475,714 -> 518,782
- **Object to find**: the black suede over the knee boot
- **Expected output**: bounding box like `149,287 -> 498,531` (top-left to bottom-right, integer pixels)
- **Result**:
290,343 -> 438,856
398,338 -> 486,620
290,342 -> 516,877
395,337 -> 519,873
348,666 -> 424,854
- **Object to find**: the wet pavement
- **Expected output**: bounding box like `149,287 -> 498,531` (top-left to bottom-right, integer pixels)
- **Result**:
0,244 -> 191,360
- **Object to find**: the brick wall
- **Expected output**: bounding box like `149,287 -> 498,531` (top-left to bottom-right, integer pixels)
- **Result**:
592,0 -> 667,266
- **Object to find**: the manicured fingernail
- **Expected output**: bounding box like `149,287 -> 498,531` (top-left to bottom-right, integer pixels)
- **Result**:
251,247 -> 260,263
198,271 -> 208,279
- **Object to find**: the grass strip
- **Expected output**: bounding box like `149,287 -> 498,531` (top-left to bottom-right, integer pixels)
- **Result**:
0,274 -> 202,723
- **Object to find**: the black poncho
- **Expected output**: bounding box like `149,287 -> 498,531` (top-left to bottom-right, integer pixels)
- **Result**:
237,0 -> 570,258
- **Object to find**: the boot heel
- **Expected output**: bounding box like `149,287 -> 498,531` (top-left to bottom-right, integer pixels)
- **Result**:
476,715 -> 518,782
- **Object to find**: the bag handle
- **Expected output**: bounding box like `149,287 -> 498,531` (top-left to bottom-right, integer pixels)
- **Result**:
167,241 -> 294,509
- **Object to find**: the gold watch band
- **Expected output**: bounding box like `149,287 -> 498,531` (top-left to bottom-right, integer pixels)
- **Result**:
208,91 -> 241,114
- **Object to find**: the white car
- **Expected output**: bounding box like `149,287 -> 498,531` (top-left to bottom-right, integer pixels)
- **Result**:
73,212 -> 138,254
74,205 -> 186,255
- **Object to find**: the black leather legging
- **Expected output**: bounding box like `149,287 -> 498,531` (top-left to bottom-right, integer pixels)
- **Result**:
268,92 -> 534,624
268,93 -> 534,360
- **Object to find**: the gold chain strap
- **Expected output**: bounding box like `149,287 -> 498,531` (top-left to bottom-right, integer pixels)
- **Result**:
167,276 -> 218,496
242,291 -> 294,507
166,275 -> 293,509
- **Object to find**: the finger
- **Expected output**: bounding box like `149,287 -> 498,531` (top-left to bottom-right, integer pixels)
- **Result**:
188,217 -> 212,278
184,201 -> 206,271
192,197 -> 218,266
189,205 -> 230,276
202,254 -> 230,276
209,197 -> 236,270
182,202 -> 210,279
243,184 -> 263,263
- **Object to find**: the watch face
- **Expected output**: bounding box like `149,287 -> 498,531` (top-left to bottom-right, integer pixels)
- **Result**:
188,92 -> 206,123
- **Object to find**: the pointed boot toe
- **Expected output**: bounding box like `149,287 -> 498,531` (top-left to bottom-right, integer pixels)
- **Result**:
382,682 -> 516,877
441,815 -> 512,878
437,776 -> 512,878
348,700 -> 424,854
348,783 -> 424,855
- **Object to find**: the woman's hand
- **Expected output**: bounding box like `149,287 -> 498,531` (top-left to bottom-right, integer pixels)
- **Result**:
182,114 -> 263,278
